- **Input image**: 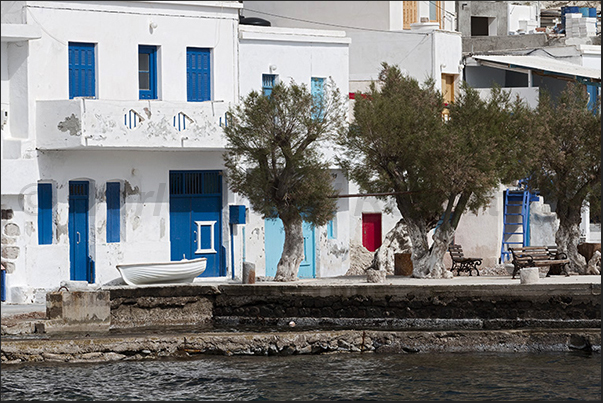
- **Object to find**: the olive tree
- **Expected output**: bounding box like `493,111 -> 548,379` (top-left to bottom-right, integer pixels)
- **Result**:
338,63 -> 532,278
525,83 -> 601,273
223,79 -> 347,281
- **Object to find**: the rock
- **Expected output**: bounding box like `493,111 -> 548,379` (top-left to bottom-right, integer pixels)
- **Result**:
366,269 -> 386,283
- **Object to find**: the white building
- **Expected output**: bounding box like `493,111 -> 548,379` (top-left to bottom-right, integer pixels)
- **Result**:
1,0 -> 350,303
242,1 -> 466,265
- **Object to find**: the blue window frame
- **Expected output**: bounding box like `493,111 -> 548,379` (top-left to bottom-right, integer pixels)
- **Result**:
262,74 -> 277,97
139,45 -> 157,99
106,182 -> 120,243
38,183 -> 53,245
69,42 -> 96,99
311,77 -> 325,120
187,48 -> 211,102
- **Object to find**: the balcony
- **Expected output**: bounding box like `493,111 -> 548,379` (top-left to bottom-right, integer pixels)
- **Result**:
36,99 -> 232,150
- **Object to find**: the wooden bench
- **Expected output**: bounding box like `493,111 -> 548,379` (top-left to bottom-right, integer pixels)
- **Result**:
509,246 -> 570,279
448,244 -> 482,276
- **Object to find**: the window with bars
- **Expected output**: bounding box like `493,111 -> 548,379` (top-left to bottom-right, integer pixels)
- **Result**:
262,74 -> 277,97
169,171 -> 221,196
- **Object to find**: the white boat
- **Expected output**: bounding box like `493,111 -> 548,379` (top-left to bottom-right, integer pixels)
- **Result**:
116,257 -> 207,286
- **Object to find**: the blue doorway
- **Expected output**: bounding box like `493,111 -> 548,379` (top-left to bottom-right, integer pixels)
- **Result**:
264,218 -> 315,278
69,181 -> 92,282
169,171 -> 224,277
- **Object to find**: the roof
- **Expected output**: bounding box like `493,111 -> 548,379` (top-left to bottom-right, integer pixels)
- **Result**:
472,54 -> 601,84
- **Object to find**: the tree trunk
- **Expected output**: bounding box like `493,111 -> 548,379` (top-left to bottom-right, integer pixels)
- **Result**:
555,213 -> 587,274
404,220 -> 431,278
426,225 -> 455,279
274,215 -> 305,281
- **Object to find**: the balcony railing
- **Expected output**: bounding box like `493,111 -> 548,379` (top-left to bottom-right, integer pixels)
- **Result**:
36,99 -> 232,150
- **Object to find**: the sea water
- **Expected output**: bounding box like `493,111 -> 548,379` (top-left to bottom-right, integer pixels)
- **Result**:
1,351 -> 600,401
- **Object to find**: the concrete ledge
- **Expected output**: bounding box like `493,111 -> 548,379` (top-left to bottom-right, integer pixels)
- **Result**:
45,290 -> 110,334
1,328 -> 600,365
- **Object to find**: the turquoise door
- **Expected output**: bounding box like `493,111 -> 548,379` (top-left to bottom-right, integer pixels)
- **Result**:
265,218 -> 315,278
69,181 -> 91,282
169,171 -> 224,277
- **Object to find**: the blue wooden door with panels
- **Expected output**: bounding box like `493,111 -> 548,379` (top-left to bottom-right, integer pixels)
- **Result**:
264,218 -> 315,278
169,171 -> 224,277
69,181 -> 91,282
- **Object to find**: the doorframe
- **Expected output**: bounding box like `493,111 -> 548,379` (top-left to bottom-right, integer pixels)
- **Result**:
68,180 -> 93,282
264,218 -> 316,279
168,170 -> 225,277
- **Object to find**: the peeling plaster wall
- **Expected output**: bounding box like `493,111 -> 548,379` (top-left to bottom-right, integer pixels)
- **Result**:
31,150 -> 230,288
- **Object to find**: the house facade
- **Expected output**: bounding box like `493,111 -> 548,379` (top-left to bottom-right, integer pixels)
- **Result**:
242,1 -> 470,265
242,0 -> 601,269
1,0 -> 350,303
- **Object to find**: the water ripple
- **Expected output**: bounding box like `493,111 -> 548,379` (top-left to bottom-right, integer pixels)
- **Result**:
1,352 -> 600,401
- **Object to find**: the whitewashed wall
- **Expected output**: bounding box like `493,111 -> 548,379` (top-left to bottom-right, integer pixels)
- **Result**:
2,1 -> 245,303
238,24 -> 351,277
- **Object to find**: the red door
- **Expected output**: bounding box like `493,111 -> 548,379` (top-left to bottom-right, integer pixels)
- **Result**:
362,213 -> 382,252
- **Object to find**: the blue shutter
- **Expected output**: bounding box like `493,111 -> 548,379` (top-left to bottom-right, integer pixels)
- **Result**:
327,218 -> 336,239
69,42 -> 96,99
139,45 -> 157,100
586,84 -> 598,114
187,48 -> 211,102
262,74 -> 276,97
106,182 -> 120,243
311,77 -> 325,120
38,183 -> 53,245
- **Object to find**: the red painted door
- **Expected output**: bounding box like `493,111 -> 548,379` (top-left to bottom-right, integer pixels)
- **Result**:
362,213 -> 382,252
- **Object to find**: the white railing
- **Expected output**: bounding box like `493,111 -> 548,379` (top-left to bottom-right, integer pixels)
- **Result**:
36,99 -> 232,150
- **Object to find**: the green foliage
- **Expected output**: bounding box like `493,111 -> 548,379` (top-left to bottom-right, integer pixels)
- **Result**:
338,63 -> 532,232
526,82 -> 601,222
444,82 -> 533,214
223,78 -> 347,226
340,63 -> 446,226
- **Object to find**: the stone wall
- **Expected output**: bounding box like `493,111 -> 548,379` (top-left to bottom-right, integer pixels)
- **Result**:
211,283 -> 601,331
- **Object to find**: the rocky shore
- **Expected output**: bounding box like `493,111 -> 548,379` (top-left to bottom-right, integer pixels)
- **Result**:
2,273 -> 600,365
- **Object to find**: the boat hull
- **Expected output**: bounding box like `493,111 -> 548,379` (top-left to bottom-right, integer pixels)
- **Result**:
116,258 -> 207,286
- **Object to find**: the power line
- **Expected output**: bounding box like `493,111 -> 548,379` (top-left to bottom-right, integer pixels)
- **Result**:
243,7 -> 430,34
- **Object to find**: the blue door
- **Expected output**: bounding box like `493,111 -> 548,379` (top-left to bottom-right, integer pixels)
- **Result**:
169,171 -> 224,277
69,181 -> 91,282
264,218 -> 315,278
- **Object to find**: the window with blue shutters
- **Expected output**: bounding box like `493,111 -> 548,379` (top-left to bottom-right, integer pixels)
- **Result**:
106,182 -> 120,243
262,74 -> 277,97
139,45 -> 158,99
38,183 -> 53,245
327,217 -> 336,239
69,42 -> 96,99
187,48 -> 211,102
311,77 -> 325,120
